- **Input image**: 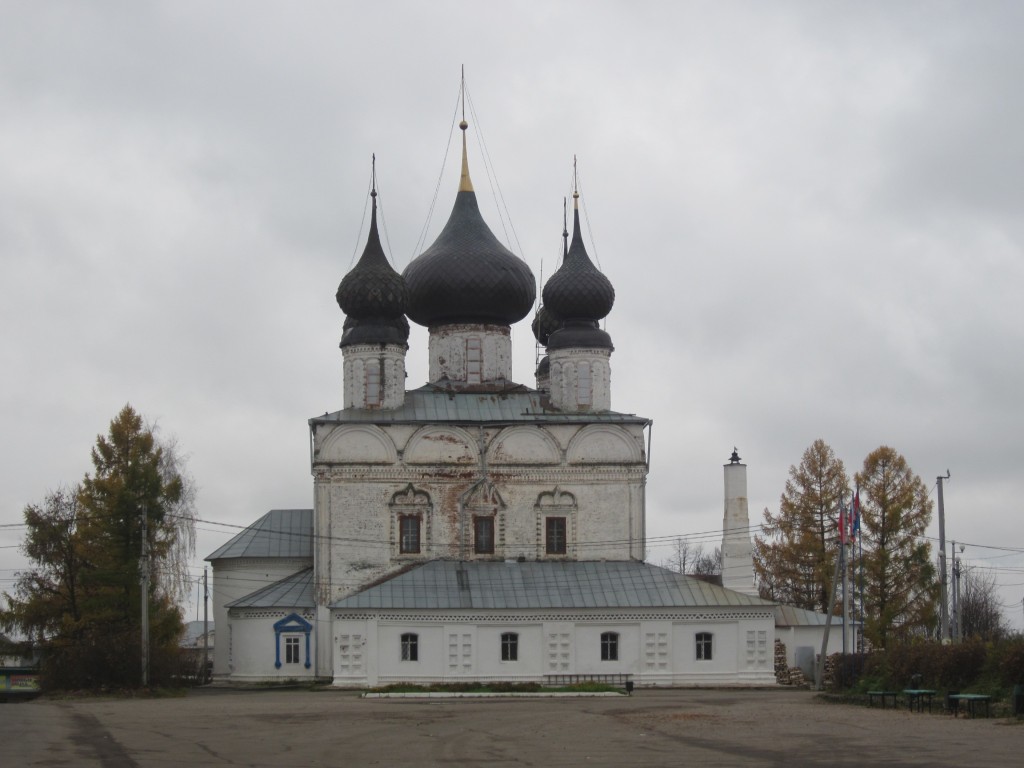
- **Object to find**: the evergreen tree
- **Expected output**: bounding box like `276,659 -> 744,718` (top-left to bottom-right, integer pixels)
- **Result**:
754,439 -> 849,612
855,445 -> 937,649
1,405 -> 196,688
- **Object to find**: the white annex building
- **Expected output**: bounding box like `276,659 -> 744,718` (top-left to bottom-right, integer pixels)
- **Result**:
207,116 -> 830,687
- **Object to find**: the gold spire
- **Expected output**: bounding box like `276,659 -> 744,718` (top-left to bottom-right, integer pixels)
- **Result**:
572,154 -> 580,209
459,119 -> 474,192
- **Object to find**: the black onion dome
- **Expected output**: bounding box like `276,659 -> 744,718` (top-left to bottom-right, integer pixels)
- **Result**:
403,191 -> 536,326
547,319 -> 613,350
541,201 -> 614,322
532,305 -> 561,345
337,190 -> 410,347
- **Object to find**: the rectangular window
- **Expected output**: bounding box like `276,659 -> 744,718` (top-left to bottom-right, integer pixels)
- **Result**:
466,337 -> 482,384
285,636 -> 300,664
501,632 -> 518,661
401,633 -> 418,662
399,515 -> 421,554
474,516 -> 495,554
546,517 -> 567,555
365,364 -> 381,406
601,632 -> 619,661
696,632 -> 713,661
577,361 -> 592,405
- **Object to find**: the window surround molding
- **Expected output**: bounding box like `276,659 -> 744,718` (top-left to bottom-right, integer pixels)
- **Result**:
535,487 -> 577,559
273,613 -> 312,669
390,484 -> 432,558
462,478 -> 505,558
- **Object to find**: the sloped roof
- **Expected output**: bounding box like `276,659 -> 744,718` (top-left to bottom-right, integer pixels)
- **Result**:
227,568 -> 315,609
331,560 -> 775,611
773,604 -> 860,628
205,509 -> 313,561
310,388 -> 650,426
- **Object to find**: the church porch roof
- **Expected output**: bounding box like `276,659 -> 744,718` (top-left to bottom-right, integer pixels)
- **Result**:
330,560 -> 774,611
205,509 -> 313,561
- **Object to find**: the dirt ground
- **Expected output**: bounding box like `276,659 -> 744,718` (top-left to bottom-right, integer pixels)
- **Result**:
2,687 -> 1020,767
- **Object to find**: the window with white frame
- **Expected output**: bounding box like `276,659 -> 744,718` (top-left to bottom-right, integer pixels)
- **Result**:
501,632 -> 518,662
696,632 -> 713,661
601,632 -> 619,661
401,633 -> 418,661
284,636 -> 300,664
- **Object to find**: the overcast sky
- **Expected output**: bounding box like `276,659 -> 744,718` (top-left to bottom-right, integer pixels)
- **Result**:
2,1 -> 1022,630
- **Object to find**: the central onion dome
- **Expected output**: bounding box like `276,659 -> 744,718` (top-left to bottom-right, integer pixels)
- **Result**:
542,189 -> 614,350
337,183 -> 410,347
402,120 -> 535,327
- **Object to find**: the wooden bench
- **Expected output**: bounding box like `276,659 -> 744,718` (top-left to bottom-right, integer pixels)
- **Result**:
903,689 -> 937,713
867,691 -> 899,709
949,693 -> 992,718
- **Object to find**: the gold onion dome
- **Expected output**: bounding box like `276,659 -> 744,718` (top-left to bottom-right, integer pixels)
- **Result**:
402,121 -> 535,326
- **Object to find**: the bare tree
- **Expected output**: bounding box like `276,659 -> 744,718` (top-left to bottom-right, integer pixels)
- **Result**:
660,539 -> 721,577
958,565 -> 1009,641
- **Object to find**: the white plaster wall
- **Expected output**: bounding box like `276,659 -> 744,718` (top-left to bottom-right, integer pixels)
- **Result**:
722,463 -> 756,595
209,557 -> 311,679
332,610 -> 775,687
342,343 -> 407,410
548,348 -> 612,412
227,612 -> 317,682
313,420 -> 650,604
428,324 -> 511,384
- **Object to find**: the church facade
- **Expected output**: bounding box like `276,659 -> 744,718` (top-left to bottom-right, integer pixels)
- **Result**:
207,117 -> 778,687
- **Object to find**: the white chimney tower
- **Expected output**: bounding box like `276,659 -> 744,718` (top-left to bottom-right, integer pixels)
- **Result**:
722,448 -> 757,596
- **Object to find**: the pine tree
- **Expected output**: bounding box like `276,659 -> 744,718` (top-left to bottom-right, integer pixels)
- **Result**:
1,405 -> 196,689
855,446 -> 936,649
754,439 -> 849,612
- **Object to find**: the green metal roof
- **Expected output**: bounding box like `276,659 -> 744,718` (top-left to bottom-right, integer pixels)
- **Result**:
205,509 -> 313,561
310,387 -> 650,427
331,560 -> 775,611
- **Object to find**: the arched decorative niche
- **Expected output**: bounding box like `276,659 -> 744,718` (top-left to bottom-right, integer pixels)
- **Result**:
316,424 -> 398,465
486,426 -> 561,465
404,425 -> 477,465
565,425 -> 642,464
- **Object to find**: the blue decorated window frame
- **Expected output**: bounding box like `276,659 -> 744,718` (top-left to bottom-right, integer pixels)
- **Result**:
273,613 -> 313,670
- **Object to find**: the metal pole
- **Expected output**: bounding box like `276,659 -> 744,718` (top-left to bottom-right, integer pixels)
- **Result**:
936,471 -> 950,642
203,568 -> 209,684
950,541 -> 958,642
140,505 -> 149,687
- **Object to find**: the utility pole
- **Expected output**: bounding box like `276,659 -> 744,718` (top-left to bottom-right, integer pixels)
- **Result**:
140,505 -> 150,687
202,567 -> 209,684
937,471 -> 950,643
950,541 -> 958,642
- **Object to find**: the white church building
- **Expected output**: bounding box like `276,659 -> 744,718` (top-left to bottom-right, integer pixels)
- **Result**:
207,117 -> 814,688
